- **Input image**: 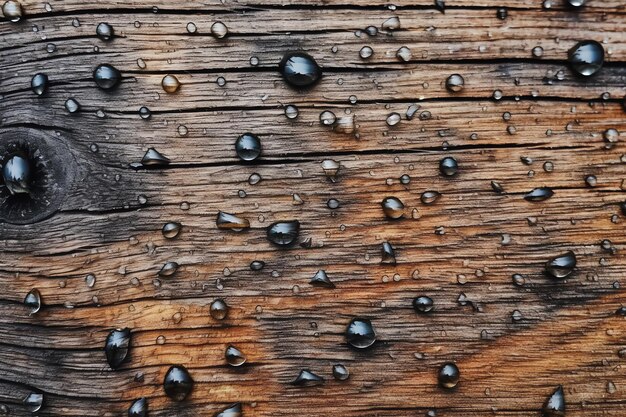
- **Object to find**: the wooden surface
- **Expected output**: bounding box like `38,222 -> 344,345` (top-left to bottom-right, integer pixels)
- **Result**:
1,1 -> 626,416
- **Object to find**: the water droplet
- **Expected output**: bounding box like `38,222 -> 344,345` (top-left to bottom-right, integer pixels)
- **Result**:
396,46 -> 412,62
93,64 -> 121,90
160,222 -> 181,240
332,364 -> 350,381
216,211 -> 250,231
85,273 -> 96,288
381,196 -> 404,219
380,241 -> 397,265
186,22 -> 197,34
568,40 -> 604,77
438,362 -> 460,389
234,133 -> 262,162
327,198 -> 340,209
319,110 -> 336,126
128,397 -> 148,417
141,148 -> 170,167
210,299 -> 228,320
284,104 -> 299,119
497,7 -> 507,19
386,112 -> 401,126
567,0 -> 586,6
215,403 -> 242,417
381,16 -> 401,31
512,273 -> 525,286
247,173 -> 261,185
3,154 -> 32,195
585,174 -> 597,187
434,0 -> 446,12
606,381 -> 617,394
439,157 -> 458,176
65,98 -> 80,113
359,46 -> 373,59
292,369 -> 325,386
161,74 -> 181,93
163,365 -> 193,401
31,73 -> 49,96
413,295 -> 434,313
23,392 -> 43,413
158,261 -> 179,277
346,318 -> 376,349
310,270 -> 335,288
545,251 -> 576,279
225,345 -> 247,367
105,328 -> 131,369
524,187 -> 554,202
2,0 -> 23,22
542,386 -> 565,417
211,21 -> 228,38
96,22 -> 114,41
279,52 -> 322,89
249,260 -> 265,271
603,128 -> 619,148
493,89 -> 503,100
321,159 -> 340,182
267,221 -> 300,246
24,289 -> 41,315
421,191 -> 441,204
445,74 -> 464,93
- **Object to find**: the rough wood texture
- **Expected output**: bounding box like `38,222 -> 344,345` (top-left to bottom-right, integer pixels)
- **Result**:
0,1 -> 625,416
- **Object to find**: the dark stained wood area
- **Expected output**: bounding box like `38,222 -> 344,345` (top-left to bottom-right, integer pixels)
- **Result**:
0,0 -> 625,416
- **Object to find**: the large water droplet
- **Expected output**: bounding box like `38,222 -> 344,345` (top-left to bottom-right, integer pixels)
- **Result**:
31,73 -> 49,96
438,362 -> 460,389
3,154 -> 32,195
24,289 -> 41,315
214,403 -> 242,417
216,211 -> 250,231
386,112 -> 401,126
93,64 -> 121,90
359,46 -> 373,59
310,270 -> 335,288
346,318 -> 376,349
128,397 -> 147,417
235,133 -> 262,161
568,40 -> 604,77
225,345 -> 247,367
292,369 -> 325,386
545,251 -> 576,279
105,328 -> 131,369
158,261 -> 179,277
2,0 -> 22,22
542,386 -> 565,417
161,74 -> 181,93
210,299 -> 228,320
381,197 -> 404,219
439,157 -> 458,176
23,392 -> 43,413
396,46 -> 412,62
279,52 -> 322,89
421,191 -> 441,205
524,187 -> 554,202
162,222 -> 181,239
413,295 -> 434,313
266,221 -> 300,246
567,0 -> 585,8
96,22 -> 114,41
445,74 -> 464,93
141,148 -> 170,167
163,365 -> 193,401
319,110 -> 336,126
284,104 -> 299,119
211,21 -> 228,38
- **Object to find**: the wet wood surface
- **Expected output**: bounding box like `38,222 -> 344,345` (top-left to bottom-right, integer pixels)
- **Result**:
1,1 -> 625,416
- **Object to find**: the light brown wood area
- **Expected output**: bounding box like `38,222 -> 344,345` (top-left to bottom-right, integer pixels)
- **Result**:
0,1 -> 625,416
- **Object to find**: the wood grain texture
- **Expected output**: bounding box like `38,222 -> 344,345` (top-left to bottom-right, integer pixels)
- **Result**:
0,1 -> 625,416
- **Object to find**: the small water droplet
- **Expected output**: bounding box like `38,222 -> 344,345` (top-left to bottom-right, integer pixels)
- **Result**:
141,148 -> 170,167
319,110 -> 337,126
23,392 -> 43,413
413,295 -> 434,313
186,22 -> 197,34
396,46 -> 412,62
524,187 -> 554,202
24,289 -> 41,315
381,196 -> 404,219
235,133 -> 262,161
93,64 -> 121,90
421,191 -> 441,204
216,211 -> 250,231
210,299 -> 228,320
158,261 -> 179,277
381,16 -> 401,31
211,21 -> 228,38
359,46 -> 373,59
65,98 -> 80,113
279,52 -> 322,89
386,112 -> 401,126
284,104 -> 299,119
128,397 -> 148,417
439,157 -> 458,176
445,74 -> 464,93
292,369 -> 325,386
310,270 -> 335,288
542,386 -> 565,417
215,403 -> 242,417
31,73 -> 49,96
267,221 -> 300,246
85,273 -> 96,288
